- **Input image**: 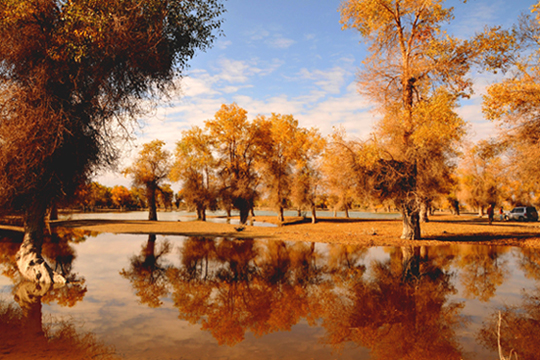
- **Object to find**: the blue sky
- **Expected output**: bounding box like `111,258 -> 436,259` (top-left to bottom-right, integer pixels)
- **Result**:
98,0 -> 538,187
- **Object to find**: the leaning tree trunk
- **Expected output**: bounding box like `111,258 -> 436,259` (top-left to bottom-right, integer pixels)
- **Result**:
16,204 -> 65,284
311,205 -> 318,224
401,206 -> 421,240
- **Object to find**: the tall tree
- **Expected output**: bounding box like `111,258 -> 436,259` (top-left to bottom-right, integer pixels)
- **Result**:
322,127 -> 361,218
339,0 -> 513,239
290,127 -> 326,223
124,140 -> 172,221
256,113 -> 310,222
206,104 -> 264,224
170,126 -> 217,221
0,0 -> 224,283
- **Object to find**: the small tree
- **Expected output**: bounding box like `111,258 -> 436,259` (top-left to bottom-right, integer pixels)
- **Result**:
124,140 -> 172,221
458,140 -> 505,215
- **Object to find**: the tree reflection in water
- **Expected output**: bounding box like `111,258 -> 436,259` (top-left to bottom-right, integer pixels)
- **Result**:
120,234 -> 171,308
478,247 -> 540,360
0,229 -> 116,359
0,282 -> 119,359
166,238 -> 325,346
319,246 -> 465,359
455,245 -> 510,302
162,237 -> 466,358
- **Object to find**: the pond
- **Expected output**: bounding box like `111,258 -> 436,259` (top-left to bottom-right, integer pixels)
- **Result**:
1,230 -> 539,359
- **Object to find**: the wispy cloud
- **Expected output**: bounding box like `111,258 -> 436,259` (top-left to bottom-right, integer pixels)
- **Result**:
299,67 -> 351,94
267,37 -> 295,49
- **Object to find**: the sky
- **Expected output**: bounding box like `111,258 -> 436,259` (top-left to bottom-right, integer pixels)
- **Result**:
97,0 -> 539,188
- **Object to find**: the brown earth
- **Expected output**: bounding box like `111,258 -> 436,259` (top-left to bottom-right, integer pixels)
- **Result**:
1,212 -> 537,247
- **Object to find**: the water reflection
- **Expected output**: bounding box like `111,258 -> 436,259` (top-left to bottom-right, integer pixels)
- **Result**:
320,246 -> 464,359
478,248 -> 540,360
120,234 -> 171,308
0,229 -> 118,359
167,239 -> 325,346
0,282 -> 119,359
2,231 -> 540,359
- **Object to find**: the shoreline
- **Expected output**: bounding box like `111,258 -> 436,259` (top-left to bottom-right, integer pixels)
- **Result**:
4,213 -> 540,247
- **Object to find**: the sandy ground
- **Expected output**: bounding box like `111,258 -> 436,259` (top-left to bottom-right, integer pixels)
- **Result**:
31,213 -> 540,247
3,212 -> 540,247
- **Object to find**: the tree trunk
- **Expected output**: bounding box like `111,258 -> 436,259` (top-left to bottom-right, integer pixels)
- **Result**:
297,208 -> 302,217
144,234 -> 157,260
311,206 -> 317,224
239,207 -> 249,224
196,207 -> 206,221
453,200 -> 460,215
344,207 -> 350,218
401,207 -> 421,240
278,206 -> 285,223
148,183 -> 158,221
16,204 -> 65,284
14,281 -> 48,339
49,203 -> 58,221
420,202 -> 429,223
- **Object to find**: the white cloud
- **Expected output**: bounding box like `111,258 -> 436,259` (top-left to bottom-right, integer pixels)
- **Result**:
298,66 -> 351,94
216,39 -> 232,50
267,37 -> 295,49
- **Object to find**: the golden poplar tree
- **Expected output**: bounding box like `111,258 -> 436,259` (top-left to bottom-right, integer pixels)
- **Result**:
340,0 -> 513,239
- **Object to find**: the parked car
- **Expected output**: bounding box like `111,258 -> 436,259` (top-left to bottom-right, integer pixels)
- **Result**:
505,206 -> 539,221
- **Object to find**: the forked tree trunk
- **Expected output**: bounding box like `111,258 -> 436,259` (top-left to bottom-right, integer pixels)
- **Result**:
401,207 -> 421,240
16,204 -> 65,284
196,207 -> 206,221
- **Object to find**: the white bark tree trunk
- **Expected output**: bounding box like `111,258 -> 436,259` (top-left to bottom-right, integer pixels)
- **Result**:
16,204 -> 65,285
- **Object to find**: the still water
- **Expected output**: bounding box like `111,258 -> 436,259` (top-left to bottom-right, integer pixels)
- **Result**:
1,229 -> 539,359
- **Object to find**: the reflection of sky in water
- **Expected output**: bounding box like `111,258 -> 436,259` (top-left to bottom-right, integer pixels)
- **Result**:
1,232 -> 539,359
